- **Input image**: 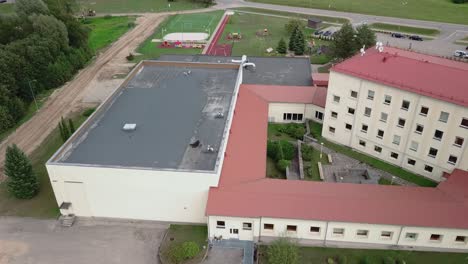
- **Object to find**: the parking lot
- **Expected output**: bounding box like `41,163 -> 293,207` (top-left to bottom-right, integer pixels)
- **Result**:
0,217 -> 168,264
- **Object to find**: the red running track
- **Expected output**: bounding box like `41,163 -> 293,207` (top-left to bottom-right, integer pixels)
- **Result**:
205,15 -> 230,56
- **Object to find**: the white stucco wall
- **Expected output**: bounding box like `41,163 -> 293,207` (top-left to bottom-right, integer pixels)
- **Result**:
208,216 -> 260,241
398,226 -> 468,250
268,103 -> 324,124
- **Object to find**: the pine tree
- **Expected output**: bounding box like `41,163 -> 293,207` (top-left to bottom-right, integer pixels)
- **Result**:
355,24 -> 376,51
5,144 -> 39,199
68,118 -> 75,134
294,29 -> 306,55
277,38 -> 287,54
288,25 -> 298,52
60,116 -> 70,142
330,22 -> 357,59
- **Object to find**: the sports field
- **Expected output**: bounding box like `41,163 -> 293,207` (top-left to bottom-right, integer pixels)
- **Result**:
78,0 -> 205,13
247,0 -> 468,25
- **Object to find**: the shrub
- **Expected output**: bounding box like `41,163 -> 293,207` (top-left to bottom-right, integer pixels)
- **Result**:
338,255 -> 348,264
126,53 -> 134,61
301,145 -> 313,161
383,256 -> 395,264
267,140 -> 280,160
5,144 -> 39,199
128,21 -> 136,28
277,38 -> 287,54
277,159 -> 290,172
452,0 -> 467,3
168,241 -> 200,264
279,140 -> 295,160
360,257 -> 371,264
267,237 -> 299,264
285,19 -> 305,34
104,14 -> 112,19
395,259 -> 406,264
327,257 -> 336,264
82,108 -> 96,117
279,123 -> 305,139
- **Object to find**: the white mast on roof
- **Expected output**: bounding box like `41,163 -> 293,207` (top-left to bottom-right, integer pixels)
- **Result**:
376,41 -> 384,52
232,55 -> 256,69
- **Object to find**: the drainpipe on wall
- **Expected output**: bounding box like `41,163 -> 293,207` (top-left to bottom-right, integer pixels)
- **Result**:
259,217 -> 263,243
323,221 -> 329,247
395,226 -> 404,247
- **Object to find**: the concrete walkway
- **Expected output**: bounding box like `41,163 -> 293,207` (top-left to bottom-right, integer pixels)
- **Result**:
208,239 -> 255,264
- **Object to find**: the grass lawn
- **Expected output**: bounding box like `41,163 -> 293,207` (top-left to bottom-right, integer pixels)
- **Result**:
85,16 -> 137,52
317,64 -> 332,73
259,245 -> 468,264
134,11 -> 223,61
0,109 -> 91,218
231,7 -> 349,24
308,121 -> 437,187
378,177 -> 396,185
0,3 -> 13,14
302,144 -> 329,181
266,157 -> 286,179
267,123 -> 297,141
77,0 -> 205,13
160,224 -> 208,264
247,0 -> 468,25
370,22 -> 440,36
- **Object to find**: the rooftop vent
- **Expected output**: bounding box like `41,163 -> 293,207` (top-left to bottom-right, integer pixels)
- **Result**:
206,145 -> 215,152
123,123 -> 137,131
215,112 -> 224,118
189,138 -> 200,148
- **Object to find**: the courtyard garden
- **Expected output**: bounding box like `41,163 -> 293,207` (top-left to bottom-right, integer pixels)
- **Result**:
160,224 -> 208,264
301,144 -> 329,181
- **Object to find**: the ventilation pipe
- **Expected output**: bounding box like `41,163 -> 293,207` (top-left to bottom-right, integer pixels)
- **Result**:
232,55 -> 256,69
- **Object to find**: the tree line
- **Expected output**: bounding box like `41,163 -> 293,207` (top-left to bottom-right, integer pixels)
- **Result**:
0,0 -> 92,135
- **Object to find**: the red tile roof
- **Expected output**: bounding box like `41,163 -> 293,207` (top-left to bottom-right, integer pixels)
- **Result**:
206,84 -> 468,229
244,84 -> 327,108
312,73 -> 329,87
332,47 -> 468,107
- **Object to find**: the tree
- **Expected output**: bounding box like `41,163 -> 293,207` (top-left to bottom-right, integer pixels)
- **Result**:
59,116 -> 70,142
267,237 -> 299,264
293,27 -> 306,55
68,118 -> 75,134
15,0 -> 49,17
285,19 -> 305,34
288,25 -> 298,52
5,144 -> 39,199
30,14 -> 69,50
330,22 -> 357,59
355,24 -> 376,51
277,38 -> 287,54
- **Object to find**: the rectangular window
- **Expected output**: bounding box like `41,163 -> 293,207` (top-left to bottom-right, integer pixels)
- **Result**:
407,158 -> 416,166
381,231 -> 393,239
333,228 -> 345,236
405,233 -> 418,240
310,226 -> 320,233
298,114 -> 303,121
315,111 -> 323,120
454,137 -> 464,147
359,140 -> 366,147
356,230 -> 369,237
434,130 -> 443,141
384,95 -> 392,105
393,135 -> 401,145
390,152 -> 399,159
415,124 -> 424,134
439,112 -> 449,123
374,145 -> 382,153
243,222 -> 252,230
455,236 -> 467,243
329,126 -> 335,133
401,100 -> 410,110
430,234 -> 442,241
292,113 -> 298,121
216,221 -> 225,229
286,225 -> 297,232
364,107 -> 372,117
350,90 -> 358,98
380,112 -> 388,122
348,107 -> 355,115
397,118 -> 406,128
428,147 -> 438,158
420,106 -> 429,116
410,141 -> 419,152
367,90 -> 374,100
333,95 -> 340,103
264,224 -> 274,230
287,113 -> 292,120
448,155 -> 458,165
461,118 -> 468,128
377,129 -> 384,139
331,111 -> 338,118
345,123 -> 352,130
425,165 -> 433,173
361,124 -> 368,133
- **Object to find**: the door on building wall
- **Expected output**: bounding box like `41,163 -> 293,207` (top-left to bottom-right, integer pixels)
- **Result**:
228,228 -> 239,239
64,182 -> 92,216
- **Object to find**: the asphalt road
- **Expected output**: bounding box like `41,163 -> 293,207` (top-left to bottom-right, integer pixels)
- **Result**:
216,0 -> 468,57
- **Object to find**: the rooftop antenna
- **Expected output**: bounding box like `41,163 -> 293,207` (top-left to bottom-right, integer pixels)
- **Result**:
360,45 -> 366,56
376,41 -> 384,53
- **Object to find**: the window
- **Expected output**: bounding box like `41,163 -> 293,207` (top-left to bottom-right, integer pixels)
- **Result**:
377,129 -> 384,139
430,234 -> 442,242
374,145 -> 382,153
415,124 -> 424,134
298,114 -> 303,121
461,118 -> 468,128
448,155 -> 458,165
397,118 -> 406,128
361,124 -> 368,133
350,90 -> 358,98
428,148 -> 438,158
286,225 -> 297,232
393,135 -> 401,145
410,141 -> 419,152
333,228 -> 345,236
401,100 -> 410,110
405,233 -> 418,240
216,221 -> 225,229
283,113 -> 303,121
455,236 -> 467,243
356,230 -> 369,237
454,137 -> 464,147
380,112 -> 388,122
329,126 -> 335,134
425,165 -> 433,173
264,224 -> 274,230
364,107 -> 372,117
359,140 -> 366,147
367,90 -> 374,100
315,111 -> 323,120
348,107 -> 355,115
243,222 -> 252,230
390,152 -> 399,159
345,123 -> 352,130
310,226 -> 320,233
420,106 -> 429,116
434,130 -> 443,141
407,158 -> 416,166
331,111 -> 338,118
333,95 -> 340,103
384,95 -> 392,105
381,231 -> 393,239
439,112 -> 449,123
292,113 -> 298,121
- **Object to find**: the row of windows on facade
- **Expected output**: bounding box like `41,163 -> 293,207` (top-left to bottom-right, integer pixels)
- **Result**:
215,221 -> 467,244
332,92 -> 468,128
282,111 -> 324,122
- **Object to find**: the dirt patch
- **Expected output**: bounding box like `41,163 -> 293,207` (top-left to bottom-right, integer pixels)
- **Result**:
0,241 -> 28,264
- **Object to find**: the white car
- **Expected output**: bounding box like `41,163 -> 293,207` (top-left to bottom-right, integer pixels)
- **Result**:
454,50 -> 468,58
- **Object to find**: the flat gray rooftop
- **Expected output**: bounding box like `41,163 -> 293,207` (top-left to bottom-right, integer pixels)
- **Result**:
60,62 -> 238,171
158,55 -> 313,86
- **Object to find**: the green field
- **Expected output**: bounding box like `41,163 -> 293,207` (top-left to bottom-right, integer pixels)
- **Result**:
134,11 -> 223,61
259,245 -> 468,264
0,3 -> 13,14
160,224 -> 208,263
78,0 -> 205,13
85,16 -> 137,52
232,7 -> 349,24
0,109 -> 91,218
247,0 -> 468,25
371,22 -> 440,36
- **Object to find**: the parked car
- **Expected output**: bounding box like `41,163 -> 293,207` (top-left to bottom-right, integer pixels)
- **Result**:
466,46 -> 468,51
391,33 -> 405,38
454,50 -> 468,58
323,31 -> 332,37
0,0 -> 7,3
313,31 -> 323,36
409,35 -> 423,41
